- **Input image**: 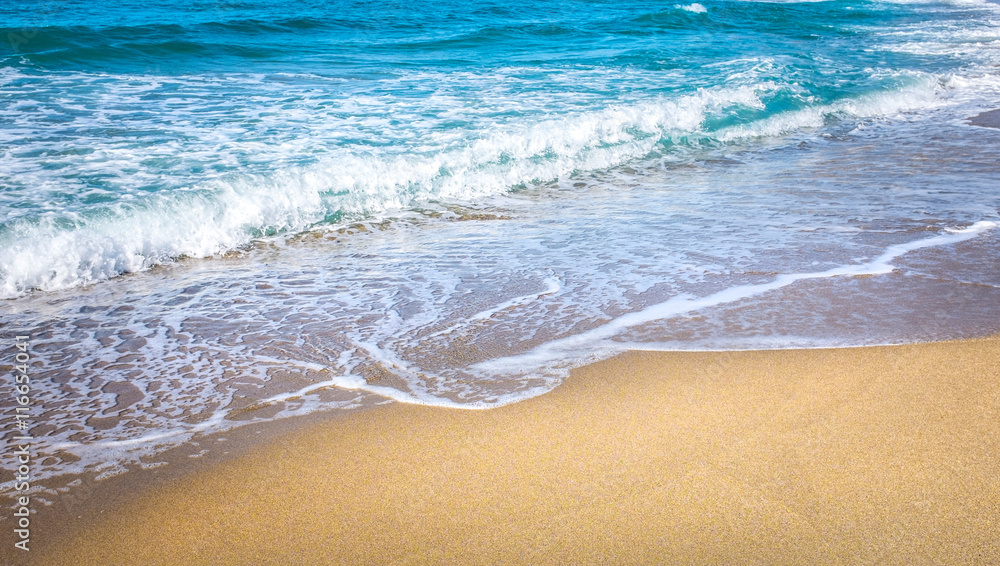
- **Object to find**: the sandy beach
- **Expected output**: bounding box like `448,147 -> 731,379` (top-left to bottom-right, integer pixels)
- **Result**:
24,335 -> 1000,565
7,1 -> 1000,564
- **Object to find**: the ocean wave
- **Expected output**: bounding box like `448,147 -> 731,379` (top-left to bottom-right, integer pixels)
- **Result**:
0,17 -> 378,68
0,74 -> 953,298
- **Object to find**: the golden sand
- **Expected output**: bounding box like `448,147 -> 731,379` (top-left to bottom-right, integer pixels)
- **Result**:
31,337 -> 1000,565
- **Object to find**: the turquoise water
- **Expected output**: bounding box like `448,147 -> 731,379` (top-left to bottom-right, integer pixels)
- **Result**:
2,0 -> 998,293
2,0 -> 1000,486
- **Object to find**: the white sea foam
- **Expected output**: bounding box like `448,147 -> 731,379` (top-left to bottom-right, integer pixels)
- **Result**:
718,74 -> 948,141
0,72 -> 965,297
676,3 -> 708,13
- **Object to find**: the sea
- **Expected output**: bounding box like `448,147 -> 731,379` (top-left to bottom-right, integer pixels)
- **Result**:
1,0 -> 999,494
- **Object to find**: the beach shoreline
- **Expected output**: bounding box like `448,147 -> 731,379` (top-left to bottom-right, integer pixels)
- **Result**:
6,0 -> 1000,563
15,335 -> 1000,565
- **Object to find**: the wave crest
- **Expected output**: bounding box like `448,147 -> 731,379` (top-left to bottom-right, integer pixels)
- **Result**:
0,75 -> 948,298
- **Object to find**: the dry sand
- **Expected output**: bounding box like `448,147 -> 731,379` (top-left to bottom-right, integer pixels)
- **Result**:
30,337 -> 1000,565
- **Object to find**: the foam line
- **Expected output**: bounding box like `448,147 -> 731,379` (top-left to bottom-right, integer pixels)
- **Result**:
425,277 -> 561,339
474,221 -> 997,372
347,339 -> 552,408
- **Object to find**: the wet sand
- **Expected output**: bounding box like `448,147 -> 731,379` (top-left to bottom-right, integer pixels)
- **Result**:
27,336 -> 1000,565
968,108 -> 1000,128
